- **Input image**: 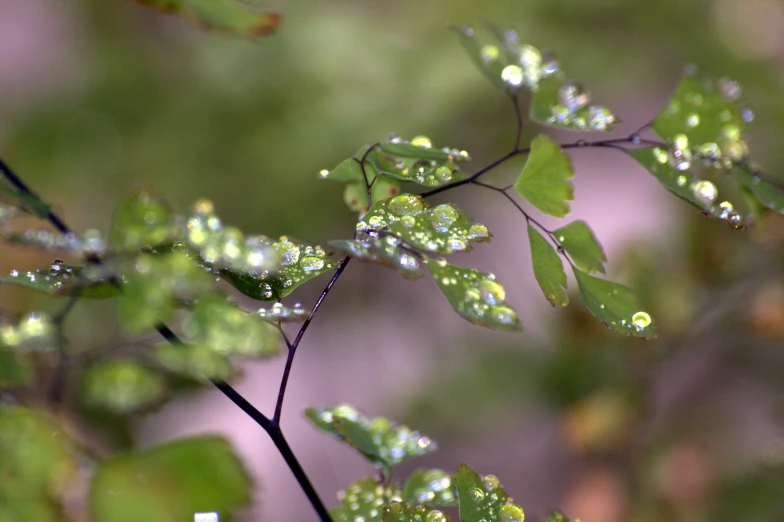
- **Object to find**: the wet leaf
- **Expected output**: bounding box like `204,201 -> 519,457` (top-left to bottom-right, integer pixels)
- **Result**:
343,176 -> 403,214
90,436 -> 252,522
0,351 -> 31,386
183,295 -> 281,357
0,263 -> 119,299
402,469 -> 457,507
572,267 -> 656,339
730,164 -> 784,216
257,302 -> 311,323
82,360 -> 167,414
153,343 -> 234,381
329,234 -> 425,280
515,135 -> 575,218
547,511 -> 580,522
218,236 -> 335,301
626,147 -> 742,225
528,226 -> 568,307
455,463 -> 524,522
110,191 -> 175,250
366,147 -> 469,189
530,74 -> 618,132
358,194 -> 491,255
117,252 -> 213,333
330,478 -> 402,522
304,404 -> 437,477
652,69 -> 748,149
452,25 -> 509,90
553,220 -> 607,274
423,258 -> 521,331
133,0 -> 280,37
383,502 -> 452,522
0,406 -> 76,491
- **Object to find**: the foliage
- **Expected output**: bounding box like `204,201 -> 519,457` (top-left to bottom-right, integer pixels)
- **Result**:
1,3 -> 782,522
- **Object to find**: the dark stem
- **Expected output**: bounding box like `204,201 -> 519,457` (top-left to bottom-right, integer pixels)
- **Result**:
274,255 -> 351,423
510,94 -> 525,149
0,157 -> 71,234
47,296 -> 80,407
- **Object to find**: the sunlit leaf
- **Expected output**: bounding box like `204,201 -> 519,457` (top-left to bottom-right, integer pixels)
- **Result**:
528,226 -> 568,307
0,351 -> 31,386
329,234 -> 425,280
82,361 -> 167,414
424,258 -> 521,331
626,147 -> 743,227
330,478 -> 402,522
305,404 -> 437,477
0,263 -> 119,299
90,436 -> 252,522
382,502 -> 452,522
257,302 -> 311,323
402,469 -> 457,507
451,25 -> 509,90
118,252 -> 213,333
572,267 -> 656,339
322,157 -> 365,183
217,236 -> 335,301
183,296 -> 281,357
133,0 -> 280,37
530,74 -> 618,132
153,343 -> 234,381
343,176 -> 403,214
0,406 -> 76,491
110,191 -> 175,250
553,221 -> 607,274
730,164 -> 784,216
358,194 -> 491,255
515,135 -> 574,218
455,463 -> 524,522
652,69 -> 749,152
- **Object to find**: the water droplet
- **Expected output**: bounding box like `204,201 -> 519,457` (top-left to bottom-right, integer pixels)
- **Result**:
588,106 -> 615,130
558,81 -> 590,112
468,487 -> 485,501
411,136 -> 432,149
632,311 -> 651,330
426,510 -> 447,522
301,255 -> 325,272
482,475 -> 500,490
719,78 -> 741,101
727,211 -> 744,229
435,166 -> 452,183
277,241 -> 300,267
498,503 -> 525,522
319,169 -> 329,179
686,113 -> 700,127
676,175 -> 688,187
478,279 -> 505,305
697,142 -> 721,161
501,65 -> 524,88
480,45 -> 500,63
428,204 -> 459,232
541,51 -> 560,75
668,146 -> 692,171
9,269 -> 18,277
742,107 -> 754,123
652,147 -> 668,164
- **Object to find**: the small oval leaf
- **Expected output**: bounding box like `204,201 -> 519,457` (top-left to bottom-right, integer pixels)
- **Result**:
553,221 -> 607,274
528,226 -> 569,307
82,361 -> 167,414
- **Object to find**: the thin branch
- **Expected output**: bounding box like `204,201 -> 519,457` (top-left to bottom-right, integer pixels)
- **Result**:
273,255 -> 351,423
47,296 -> 80,408
359,143 -> 380,207
511,94 -> 525,149
0,157 -> 70,234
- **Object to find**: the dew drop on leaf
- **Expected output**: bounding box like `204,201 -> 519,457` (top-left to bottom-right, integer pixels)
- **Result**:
501,65 -> 524,87
692,180 -> 718,206
558,81 -> 590,112
631,311 -> 652,330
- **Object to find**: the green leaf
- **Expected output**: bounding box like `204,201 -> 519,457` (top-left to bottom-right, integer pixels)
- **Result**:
345,182 -> 370,213
329,234 -> 425,280
452,25 -> 509,90
366,142 -> 470,188
402,469 -> 457,506
383,502 -> 452,522
330,478 -> 402,522
183,295 -> 281,357
90,436 -> 252,522
0,312 -> 56,353
455,463 -> 524,522
322,157 -> 365,182
304,404 -> 437,477
358,194 -> 491,255
153,344 -> 234,381
530,74 -> 618,132
0,263 -> 120,299
625,147 -> 743,226
423,258 -> 521,331
730,164 -> 784,216
134,0 -> 280,37
572,267 -> 656,339
379,140 -> 452,162
0,350 -> 31,386
652,69 -> 749,151
0,186 -> 52,219
553,221 -> 607,274
0,480 -> 62,522
515,135 -> 575,218
547,511 -> 581,522
82,361 -> 167,414
110,191 -> 175,250
0,406 -> 76,491
528,226 -> 568,307
343,176 -> 403,214
118,252 -> 213,333
218,236 -> 336,301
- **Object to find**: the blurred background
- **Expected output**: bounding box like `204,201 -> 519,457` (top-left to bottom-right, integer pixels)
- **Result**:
3,0 -> 784,520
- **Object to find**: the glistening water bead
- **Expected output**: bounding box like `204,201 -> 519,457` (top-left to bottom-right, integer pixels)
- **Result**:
632,311 -> 651,330
501,65 -> 524,88
692,180 -> 718,206
558,81 -> 589,112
